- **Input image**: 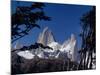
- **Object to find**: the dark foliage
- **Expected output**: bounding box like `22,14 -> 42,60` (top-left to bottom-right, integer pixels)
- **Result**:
12,43 -> 53,52
11,2 -> 51,43
78,7 -> 96,70
11,55 -> 79,74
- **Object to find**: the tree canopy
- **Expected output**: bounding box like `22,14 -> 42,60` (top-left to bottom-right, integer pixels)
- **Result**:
11,2 -> 51,43
78,7 -> 96,69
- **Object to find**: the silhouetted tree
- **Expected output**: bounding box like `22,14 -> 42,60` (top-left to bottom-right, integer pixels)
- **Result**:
11,2 -> 51,43
78,7 -> 96,70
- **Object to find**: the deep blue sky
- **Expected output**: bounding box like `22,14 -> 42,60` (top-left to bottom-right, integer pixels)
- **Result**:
12,1 -> 93,48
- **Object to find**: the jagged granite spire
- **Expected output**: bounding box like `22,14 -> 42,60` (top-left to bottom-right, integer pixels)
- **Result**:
60,34 -> 77,61
37,27 -> 55,46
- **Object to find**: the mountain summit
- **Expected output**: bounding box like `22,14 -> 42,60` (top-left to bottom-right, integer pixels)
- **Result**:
37,27 -> 56,46
13,27 -> 78,61
36,27 -> 77,61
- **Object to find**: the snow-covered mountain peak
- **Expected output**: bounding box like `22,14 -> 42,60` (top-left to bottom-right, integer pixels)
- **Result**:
70,34 -> 76,42
15,28 -> 77,61
37,27 -> 55,46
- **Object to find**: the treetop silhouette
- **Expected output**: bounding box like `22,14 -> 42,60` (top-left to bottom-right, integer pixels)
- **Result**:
12,2 -> 51,43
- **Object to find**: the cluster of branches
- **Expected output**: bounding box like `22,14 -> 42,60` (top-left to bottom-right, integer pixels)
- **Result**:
78,7 -> 96,70
11,2 -> 51,43
12,43 -> 53,52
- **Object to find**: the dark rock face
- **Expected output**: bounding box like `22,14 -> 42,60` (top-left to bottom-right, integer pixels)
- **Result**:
11,51 -> 78,74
